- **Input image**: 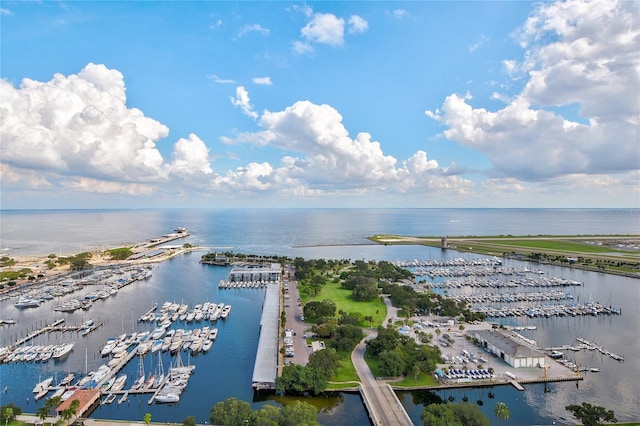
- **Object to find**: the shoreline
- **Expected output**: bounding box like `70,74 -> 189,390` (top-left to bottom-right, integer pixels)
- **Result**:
368,233 -> 640,279
2,231 -> 637,424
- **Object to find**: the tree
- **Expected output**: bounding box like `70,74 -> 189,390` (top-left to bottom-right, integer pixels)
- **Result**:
352,283 -> 378,301
3,407 -> 13,426
210,398 -> 253,426
307,348 -> 340,380
565,402 -> 616,426
421,403 -> 462,426
379,350 -> 405,377
303,300 -> 336,324
452,402 -> 490,426
37,406 -> 49,425
45,396 -> 62,417
412,364 -> 421,379
59,399 -> 80,426
276,364 -> 328,395
421,402 -> 489,426
494,402 -> 510,425
182,416 -> 196,426
252,404 -> 282,426
143,413 -> 152,426
364,315 -> 374,328
281,401 -> 320,426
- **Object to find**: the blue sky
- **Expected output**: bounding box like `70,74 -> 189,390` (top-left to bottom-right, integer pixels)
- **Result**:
1,1 -> 638,209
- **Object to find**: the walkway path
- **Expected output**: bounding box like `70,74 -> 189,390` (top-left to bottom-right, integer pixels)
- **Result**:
351,297 -> 413,426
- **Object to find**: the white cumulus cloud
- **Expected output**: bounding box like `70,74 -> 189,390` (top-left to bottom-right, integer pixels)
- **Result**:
0,63 -> 169,181
223,99 -> 470,194
252,76 -> 273,86
348,15 -> 368,34
169,133 -> 213,178
301,13 -> 345,46
229,86 -> 258,119
0,63 -> 215,196
426,0 -> 640,181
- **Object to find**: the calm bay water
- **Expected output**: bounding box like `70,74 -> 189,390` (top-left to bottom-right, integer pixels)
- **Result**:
0,209 -> 638,425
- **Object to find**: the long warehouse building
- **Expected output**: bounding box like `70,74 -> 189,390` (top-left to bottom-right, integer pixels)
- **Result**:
252,284 -> 281,390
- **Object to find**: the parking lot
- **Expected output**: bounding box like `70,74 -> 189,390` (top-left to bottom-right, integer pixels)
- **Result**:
282,266 -> 310,366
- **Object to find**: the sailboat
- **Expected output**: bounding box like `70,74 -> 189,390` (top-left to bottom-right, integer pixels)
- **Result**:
153,352 -> 164,388
131,355 -> 145,390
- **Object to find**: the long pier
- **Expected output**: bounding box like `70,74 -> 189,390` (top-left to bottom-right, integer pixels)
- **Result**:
11,319 -> 65,348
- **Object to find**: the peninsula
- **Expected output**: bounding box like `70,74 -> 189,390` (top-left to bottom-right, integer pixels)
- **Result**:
368,234 -> 640,278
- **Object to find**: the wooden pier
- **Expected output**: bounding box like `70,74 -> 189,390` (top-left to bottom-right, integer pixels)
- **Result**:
11,319 -> 65,349
509,380 -> 525,391
138,304 -> 158,322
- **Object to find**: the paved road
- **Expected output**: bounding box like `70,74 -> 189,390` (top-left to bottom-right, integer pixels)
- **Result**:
351,297 -> 413,426
283,266 -> 310,366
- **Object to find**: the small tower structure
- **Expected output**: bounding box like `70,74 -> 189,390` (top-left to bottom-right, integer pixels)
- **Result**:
441,236 -> 448,249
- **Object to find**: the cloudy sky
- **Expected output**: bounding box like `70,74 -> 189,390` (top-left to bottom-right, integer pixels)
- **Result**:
1,0 -> 638,209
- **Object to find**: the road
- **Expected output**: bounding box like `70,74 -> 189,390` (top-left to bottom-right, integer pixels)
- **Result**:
351,297 -> 413,426
282,265 -> 310,367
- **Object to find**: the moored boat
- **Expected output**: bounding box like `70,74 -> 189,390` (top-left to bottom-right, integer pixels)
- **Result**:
154,392 -> 179,403
52,343 -> 74,359
33,376 -> 53,393
111,374 -> 127,391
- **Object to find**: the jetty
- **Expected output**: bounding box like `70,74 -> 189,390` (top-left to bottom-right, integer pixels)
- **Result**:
10,319 -> 65,348
576,337 -> 624,361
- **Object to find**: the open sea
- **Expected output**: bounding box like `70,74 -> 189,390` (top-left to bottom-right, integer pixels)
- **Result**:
0,208 -> 639,425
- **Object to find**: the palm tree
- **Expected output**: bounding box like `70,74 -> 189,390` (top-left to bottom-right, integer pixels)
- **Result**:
3,407 -> 13,426
494,401 -> 510,425
143,413 -> 151,426
412,364 -> 420,380
37,406 -> 49,425
61,399 -> 80,426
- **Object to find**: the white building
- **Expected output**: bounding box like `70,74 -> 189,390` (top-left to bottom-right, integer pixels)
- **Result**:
472,329 -> 545,368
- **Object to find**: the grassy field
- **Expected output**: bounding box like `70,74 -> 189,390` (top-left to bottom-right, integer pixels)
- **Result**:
312,279 -> 386,327
325,354 -> 361,389
477,238 -> 638,253
394,372 -> 438,387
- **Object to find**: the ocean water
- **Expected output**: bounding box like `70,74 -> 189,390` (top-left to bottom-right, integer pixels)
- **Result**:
0,208 -> 638,425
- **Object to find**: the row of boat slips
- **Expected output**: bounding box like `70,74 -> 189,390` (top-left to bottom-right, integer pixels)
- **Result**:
0,318 -> 101,364
53,286 -> 119,313
27,299 -> 225,404
137,300 -> 231,324
11,265 -> 153,313
1,342 -> 75,364
394,257 -> 503,268
413,266 -> 550,278
420,276 -> 583,289
474,302 -> 621,318
218,280 -> 277,289
101,325 -> 218,363
448,290 -> 574,304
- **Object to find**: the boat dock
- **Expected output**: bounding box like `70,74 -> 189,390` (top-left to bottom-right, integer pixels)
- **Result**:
10,319 -> 65,349
575,337 -> 624,361
50,321 -> 103,335
137,304 -> 158,322
509,380 -> 525,391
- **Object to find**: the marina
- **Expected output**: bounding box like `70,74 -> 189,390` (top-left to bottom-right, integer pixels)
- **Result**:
1,209 -> 638,425
7,297 -> 227,410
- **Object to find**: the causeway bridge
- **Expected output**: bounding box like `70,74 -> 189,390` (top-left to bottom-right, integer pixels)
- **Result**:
351,297 -> 413,426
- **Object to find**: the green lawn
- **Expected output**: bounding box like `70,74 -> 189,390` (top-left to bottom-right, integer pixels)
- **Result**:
332,352 -> 360,383
394,372 -> 438,387
364,353 -> 382,378
313,280 -> 386,327
480,239 -> 636,253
